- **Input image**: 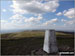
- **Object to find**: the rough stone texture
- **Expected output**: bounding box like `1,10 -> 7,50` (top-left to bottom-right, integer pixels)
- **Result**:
31,48 -> 59,55
43,30 -> 58,53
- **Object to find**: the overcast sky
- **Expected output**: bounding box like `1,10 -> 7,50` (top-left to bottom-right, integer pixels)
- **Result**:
1,0 -> 75,31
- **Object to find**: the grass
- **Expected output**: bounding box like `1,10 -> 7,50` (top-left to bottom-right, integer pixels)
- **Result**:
1,31 -> 74,55
1,31 -> 45,39
1,37 -> 44,55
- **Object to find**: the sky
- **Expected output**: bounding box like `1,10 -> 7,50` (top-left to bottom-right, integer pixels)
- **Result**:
1,0 -> 75,32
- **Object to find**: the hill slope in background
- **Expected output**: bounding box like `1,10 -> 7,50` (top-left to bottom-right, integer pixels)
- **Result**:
1,31 -> 74,39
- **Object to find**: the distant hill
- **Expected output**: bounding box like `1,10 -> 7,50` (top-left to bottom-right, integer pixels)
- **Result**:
56,31 -> 74,35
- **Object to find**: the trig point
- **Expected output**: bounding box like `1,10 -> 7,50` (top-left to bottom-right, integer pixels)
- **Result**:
43,29 -> 58,53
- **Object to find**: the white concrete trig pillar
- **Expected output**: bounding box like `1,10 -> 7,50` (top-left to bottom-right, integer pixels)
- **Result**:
43,30 -> 58,53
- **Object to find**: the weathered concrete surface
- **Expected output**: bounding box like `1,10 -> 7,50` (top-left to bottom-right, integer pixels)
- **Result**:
43,30 -> 58,53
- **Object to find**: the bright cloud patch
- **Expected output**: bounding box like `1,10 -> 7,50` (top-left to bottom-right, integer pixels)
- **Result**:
11,0 -> 59,14
24,14 -> 42,23
10,14 -> 43,26
10,14 -> 25,23
63,8 -> 75,19
57,8 -> 75,19
56,12 -> 62,16
43,18 -> 58,25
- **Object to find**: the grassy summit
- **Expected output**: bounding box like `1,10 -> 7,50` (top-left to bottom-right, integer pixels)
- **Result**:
1,31 -> 74,55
